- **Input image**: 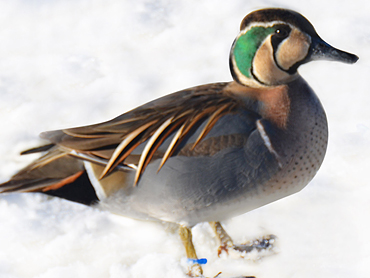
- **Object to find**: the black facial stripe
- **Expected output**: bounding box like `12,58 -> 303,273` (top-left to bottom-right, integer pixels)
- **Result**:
271,24 -> 291,49
287,58 -> 306,74
251,64 -> 268,86
271,24 -> 295,74
272,46 -> 299,75
272,46 -> 288,73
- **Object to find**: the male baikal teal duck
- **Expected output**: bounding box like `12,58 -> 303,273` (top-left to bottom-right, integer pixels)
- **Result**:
0,8 -> 358,277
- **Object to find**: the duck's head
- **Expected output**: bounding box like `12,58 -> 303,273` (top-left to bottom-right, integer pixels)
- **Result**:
230,8 -> 358,88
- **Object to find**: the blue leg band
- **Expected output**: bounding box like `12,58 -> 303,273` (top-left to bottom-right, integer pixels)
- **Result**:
187,258 -> 207,265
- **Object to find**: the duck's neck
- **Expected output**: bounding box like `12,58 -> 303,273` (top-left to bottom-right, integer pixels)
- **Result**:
224,80 -> 290,129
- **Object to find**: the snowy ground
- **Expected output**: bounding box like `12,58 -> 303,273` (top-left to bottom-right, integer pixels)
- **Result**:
0,0 -> 369,277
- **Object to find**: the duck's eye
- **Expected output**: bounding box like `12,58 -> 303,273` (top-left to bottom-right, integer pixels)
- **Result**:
274,25 -> 291,39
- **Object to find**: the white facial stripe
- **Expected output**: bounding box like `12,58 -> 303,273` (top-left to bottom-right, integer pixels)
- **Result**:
256,119 -> 282,168
240,21 -> 295,35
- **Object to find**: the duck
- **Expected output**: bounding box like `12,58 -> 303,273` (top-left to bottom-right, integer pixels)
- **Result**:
0,8 -> 358,277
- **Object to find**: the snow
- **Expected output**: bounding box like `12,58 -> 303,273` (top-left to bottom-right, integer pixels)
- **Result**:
0,0 -> 369,277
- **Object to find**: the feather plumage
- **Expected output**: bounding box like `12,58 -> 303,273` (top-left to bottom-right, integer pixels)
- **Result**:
1,82 -> 249,192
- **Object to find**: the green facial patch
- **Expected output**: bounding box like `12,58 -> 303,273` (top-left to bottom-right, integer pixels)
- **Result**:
233,26 -> 275,78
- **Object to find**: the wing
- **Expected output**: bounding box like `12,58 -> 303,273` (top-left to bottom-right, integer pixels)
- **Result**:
41,82 -> 250,183
0,82 -> 261,194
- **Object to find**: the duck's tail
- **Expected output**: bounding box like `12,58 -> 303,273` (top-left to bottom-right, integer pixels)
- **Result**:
0,146 -> 98,205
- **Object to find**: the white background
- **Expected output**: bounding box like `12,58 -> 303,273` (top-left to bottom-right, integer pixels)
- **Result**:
0,0 -> 369,277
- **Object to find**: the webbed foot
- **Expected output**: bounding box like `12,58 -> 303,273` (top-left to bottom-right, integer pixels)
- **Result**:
209,221 -> 276,257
